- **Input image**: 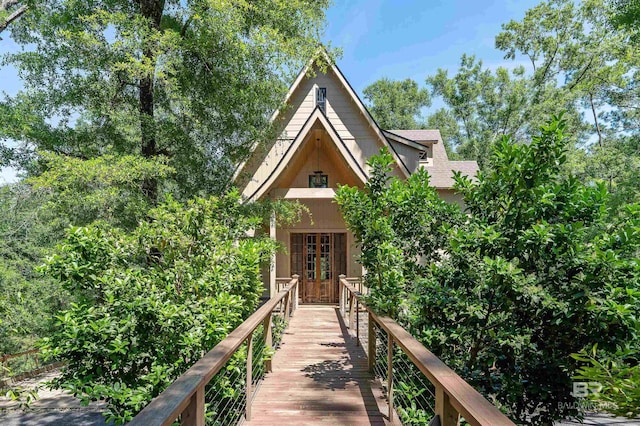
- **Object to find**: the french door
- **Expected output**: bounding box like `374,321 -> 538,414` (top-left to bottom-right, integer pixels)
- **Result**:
290,233 -> 346,303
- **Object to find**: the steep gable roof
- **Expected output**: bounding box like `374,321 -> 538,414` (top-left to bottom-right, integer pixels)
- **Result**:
242,107 -> 368,201
233,49 -> 411,194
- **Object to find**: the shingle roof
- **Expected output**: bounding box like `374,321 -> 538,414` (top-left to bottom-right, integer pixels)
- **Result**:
387,129 -> 442,142
387,129 -> 479,188
428,161 -> 479,188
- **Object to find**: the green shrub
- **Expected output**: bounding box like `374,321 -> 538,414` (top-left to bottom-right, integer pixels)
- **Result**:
336,117 -> 640,424
41,191 -> 277,424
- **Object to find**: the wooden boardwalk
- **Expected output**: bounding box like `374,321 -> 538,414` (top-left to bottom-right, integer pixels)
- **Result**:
244,305 -> 393,426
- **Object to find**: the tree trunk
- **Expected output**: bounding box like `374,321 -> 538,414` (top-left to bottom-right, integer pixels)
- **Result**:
589,92 -> 603,148
138,0 -> 165,202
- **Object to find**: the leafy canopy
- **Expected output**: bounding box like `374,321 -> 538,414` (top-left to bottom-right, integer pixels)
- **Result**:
362,78 -> 430,130
41,191 -> 277,423
1,0 -> 331,197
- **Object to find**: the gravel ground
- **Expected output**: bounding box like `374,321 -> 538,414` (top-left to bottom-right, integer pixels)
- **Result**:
0,370 -> 108,426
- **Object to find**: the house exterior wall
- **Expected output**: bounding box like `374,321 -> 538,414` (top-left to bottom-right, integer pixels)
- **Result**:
436,189 -> 464,207
239,66 -> 407,201
237,57 -> 478,299
389,139 -> 420,173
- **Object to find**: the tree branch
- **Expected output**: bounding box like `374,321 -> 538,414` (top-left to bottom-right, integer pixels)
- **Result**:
0,3 -> 27,34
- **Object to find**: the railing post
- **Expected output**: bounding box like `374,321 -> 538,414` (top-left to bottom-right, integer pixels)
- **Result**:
368,312 -> 376,373
246,332 -> 253,421
339,275 -> 346,316
356,298 -> 360,347
181,386 -> 204,426
292,274 -> 299,311
387,331 -> 394,421
435,385 -> 459,426
263,312 -> 273,373
349,293 -> 355,330
284,290 -> 291,318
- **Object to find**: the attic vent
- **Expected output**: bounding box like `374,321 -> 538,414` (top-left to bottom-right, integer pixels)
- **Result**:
316,87 -> 326,112
419,148 -> 430,160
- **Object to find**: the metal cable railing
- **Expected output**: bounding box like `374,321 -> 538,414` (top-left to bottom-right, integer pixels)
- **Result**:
339,276 -> 515,426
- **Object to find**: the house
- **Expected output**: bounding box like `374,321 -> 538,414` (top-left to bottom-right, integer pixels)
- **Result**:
233,52 -> 478,304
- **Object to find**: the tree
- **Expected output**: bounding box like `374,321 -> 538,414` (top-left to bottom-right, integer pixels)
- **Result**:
41,192 -> 278,423
336,117 -> 640,424
1,0 -> 330,201
362,78 -> 430,130
611,0 -> 640,38
335,150 -> 461,317
425,54 -> 572,168
496,0 -> 639,143
0,183 -> 69,354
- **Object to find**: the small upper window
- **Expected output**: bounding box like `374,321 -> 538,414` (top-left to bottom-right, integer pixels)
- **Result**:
419,149 -> 430,160
316,87 -> 326,112
309,174 -> 328,188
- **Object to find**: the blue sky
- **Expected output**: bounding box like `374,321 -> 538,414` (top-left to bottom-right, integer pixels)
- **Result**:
322,0 -> 539,95
0,0 -> 540,183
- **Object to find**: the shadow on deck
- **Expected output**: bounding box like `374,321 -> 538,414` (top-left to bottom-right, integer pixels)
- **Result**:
244,305 -> 395,426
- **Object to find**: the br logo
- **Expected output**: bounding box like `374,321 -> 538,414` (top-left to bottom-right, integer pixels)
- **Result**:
571,382 -> 602,398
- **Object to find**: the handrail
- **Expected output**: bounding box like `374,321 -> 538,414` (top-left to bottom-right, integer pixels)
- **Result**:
130,275 -> 299,426
0,348 -> 39,363
339,276 -> 514,426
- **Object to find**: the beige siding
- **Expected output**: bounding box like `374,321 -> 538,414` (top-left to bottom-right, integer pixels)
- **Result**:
389,140 -> 420,173
281,71 -> 354,141
241,138 -> 292,199
281,85 -> 315,139
437,189 -> 465,207
239,63 -> 409,199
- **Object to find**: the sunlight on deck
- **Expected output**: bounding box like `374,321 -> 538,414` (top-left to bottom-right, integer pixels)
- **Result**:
244,305 -> 395,426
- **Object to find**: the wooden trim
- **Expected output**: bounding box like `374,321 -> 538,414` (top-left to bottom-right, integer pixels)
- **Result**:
234,47 -> 413,184
247,107 -> 368,201
382,130 -> 430,151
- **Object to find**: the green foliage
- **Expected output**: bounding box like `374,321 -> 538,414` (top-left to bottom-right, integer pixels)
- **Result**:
611,0 -> 640,42
363,78 -> 430,130
426,54 -> 584,168
1,0 -> 331,197
335,149 -> 462,318
336,117 -> 640,424
40,192 -> 277,424
0,184 -> 69,355
573,345 -> 640,418
28,152 -> 174,229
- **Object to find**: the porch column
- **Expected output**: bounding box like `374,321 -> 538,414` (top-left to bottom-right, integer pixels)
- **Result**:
269,211 -> 277,297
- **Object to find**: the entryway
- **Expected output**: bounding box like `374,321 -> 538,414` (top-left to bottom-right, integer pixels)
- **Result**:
290,233 -> 346,303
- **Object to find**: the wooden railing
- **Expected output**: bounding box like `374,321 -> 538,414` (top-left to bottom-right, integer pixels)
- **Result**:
339,276 -> 515,426
130,275 -> 299,426
0,349 -> 62,386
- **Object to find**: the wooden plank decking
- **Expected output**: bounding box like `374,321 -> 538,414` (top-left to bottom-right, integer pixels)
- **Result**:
244,305 -> 394,426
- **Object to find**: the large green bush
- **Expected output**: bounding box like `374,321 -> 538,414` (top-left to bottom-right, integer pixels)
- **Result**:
41,192 -> 276,424
336,117 -> 640,424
